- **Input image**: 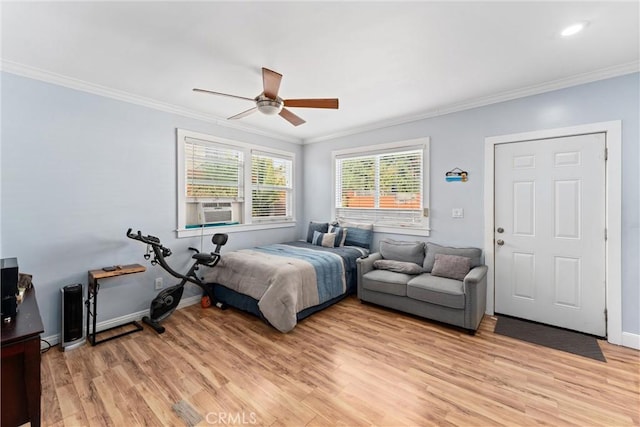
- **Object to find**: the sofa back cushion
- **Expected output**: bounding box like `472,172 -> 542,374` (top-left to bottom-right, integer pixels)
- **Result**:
379,239 -> 426,266
423,242 -> 482,272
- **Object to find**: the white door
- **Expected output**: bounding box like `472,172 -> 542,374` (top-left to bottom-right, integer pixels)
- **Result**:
494,133 -> 607,337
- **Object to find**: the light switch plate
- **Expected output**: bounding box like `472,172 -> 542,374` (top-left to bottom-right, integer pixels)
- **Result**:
452,208 -> 464,218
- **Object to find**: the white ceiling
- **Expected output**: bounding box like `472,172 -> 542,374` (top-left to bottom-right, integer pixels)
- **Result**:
1,1 -> 638,143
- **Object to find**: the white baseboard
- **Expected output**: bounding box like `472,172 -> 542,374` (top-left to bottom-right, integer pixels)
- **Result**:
621,332 -> 640,350
41,294 -> 201,349
42,296 -> 640,352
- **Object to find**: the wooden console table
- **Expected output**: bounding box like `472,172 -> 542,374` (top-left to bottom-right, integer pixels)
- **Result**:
86,264 -> 146,346
1,287 -> 44,427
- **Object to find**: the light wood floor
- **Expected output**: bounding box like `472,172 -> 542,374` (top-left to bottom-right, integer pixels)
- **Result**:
41,296 -> 639,426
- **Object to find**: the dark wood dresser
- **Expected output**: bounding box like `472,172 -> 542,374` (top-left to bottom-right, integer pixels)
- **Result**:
1,287 -> 44,427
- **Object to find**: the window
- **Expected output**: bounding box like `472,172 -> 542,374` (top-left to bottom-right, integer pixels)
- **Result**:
177,129 -> 295,237
251,151 -> 293,221
185,140 -> 244,200
333,138 -> 429,235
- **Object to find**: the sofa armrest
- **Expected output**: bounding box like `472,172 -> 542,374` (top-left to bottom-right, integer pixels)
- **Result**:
463,265 -> 488,287
356,253 -> 382,297
463,265 -> 488,331
357,252 -> 382,275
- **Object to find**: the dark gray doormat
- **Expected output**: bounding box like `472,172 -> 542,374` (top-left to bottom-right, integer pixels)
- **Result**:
494,315 -> 606,362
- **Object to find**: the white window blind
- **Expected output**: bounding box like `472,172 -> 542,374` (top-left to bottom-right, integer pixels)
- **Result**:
335,147 -> 424,227
251,150 -> 293,221
185,138 -> 244,200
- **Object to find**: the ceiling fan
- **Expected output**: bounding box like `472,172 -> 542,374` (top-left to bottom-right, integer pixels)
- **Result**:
193,67 -> 339,126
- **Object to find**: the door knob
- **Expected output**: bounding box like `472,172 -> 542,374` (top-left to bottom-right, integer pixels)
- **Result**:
496,239 -> 504,246
497,227 -> 504,233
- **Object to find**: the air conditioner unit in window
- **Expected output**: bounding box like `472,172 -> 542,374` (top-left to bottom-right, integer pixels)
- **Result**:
197,202 -> 233,224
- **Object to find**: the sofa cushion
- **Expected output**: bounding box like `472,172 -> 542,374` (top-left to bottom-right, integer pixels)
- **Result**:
431,254 -> 471,281
306,221 -> 329,243
407,274 -> 465,309
379,239 -> 426,266
423,243 -> 482,272
374,259 -> 423,275
362,269 -> 411,296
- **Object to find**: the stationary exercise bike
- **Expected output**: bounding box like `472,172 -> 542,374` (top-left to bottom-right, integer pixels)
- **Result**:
126,228 -> 228,334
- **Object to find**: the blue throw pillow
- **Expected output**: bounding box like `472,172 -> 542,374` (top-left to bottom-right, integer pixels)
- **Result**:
306,221 -> 329,243
337,221 -> 373,249
328,225 -> 347,247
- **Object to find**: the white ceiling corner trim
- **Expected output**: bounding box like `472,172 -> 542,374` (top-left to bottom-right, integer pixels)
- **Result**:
2,2 -> 638,142
5,57 -> 636,147
302,60 -> 640,144
0,59 -> 303,145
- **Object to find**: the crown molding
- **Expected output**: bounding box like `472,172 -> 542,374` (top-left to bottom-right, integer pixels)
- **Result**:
0,59 -> 303,144
2,59 -> 637,146
303,60 -> 640,144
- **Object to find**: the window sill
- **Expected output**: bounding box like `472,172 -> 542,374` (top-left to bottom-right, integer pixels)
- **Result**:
176,221 -> 296,238
374,225 -> 431,237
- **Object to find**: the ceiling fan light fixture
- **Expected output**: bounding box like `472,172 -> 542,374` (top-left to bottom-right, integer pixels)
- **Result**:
194,68 -> 338,126
256,96 -> 283,115
561,22 -> 587,37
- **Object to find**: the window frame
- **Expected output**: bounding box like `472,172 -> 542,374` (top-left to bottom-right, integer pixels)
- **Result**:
177,129 -> 296,238
251,149 -> 294,223
332,137 -> 430,237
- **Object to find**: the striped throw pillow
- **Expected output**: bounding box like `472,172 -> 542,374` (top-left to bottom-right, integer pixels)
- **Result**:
312,231 -> 336,248
328,225 -> 347,247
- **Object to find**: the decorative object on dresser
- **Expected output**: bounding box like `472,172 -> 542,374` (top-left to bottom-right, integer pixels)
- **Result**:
1,257 -> 19,322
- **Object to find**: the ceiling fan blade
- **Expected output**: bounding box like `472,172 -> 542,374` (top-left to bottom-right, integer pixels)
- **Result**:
228,107 -> 258,120
193,88 -> 254,102
262,68 -> 282,99
279,108 -> 306,126
283,98 -> 339,109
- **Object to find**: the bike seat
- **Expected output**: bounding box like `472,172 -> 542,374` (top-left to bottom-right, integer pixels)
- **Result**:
192,252 -> 219,264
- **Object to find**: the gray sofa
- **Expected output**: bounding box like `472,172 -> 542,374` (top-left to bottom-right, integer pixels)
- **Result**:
356,240 -> 487,334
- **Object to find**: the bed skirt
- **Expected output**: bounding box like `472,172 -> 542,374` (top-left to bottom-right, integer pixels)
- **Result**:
206,282 -> 353,325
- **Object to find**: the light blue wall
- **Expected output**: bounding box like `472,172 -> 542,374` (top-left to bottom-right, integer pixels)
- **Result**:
1,72 -> 304,338
303,73 -> 639,335
2,71 -> 638,338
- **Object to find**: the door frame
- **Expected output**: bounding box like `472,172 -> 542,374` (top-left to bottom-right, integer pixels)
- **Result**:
484,121 -> 622,345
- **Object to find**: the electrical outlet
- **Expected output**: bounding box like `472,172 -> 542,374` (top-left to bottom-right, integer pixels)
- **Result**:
452,208 -> 464,218
154,277 -> 163,290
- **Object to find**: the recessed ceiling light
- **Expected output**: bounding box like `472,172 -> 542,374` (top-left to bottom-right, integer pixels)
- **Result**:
561,22 -> 587,37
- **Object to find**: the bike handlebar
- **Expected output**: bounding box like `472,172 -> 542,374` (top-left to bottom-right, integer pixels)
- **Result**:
126,228 -> 171,256
126,227 -> 225,274
126,228 -> 159,245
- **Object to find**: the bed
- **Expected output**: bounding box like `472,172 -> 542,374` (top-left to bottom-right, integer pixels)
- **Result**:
200,222 -> 372,332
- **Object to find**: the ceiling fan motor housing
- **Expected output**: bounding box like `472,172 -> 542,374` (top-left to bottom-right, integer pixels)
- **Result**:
193,67 -> 338,125
256,95 -> 283,115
